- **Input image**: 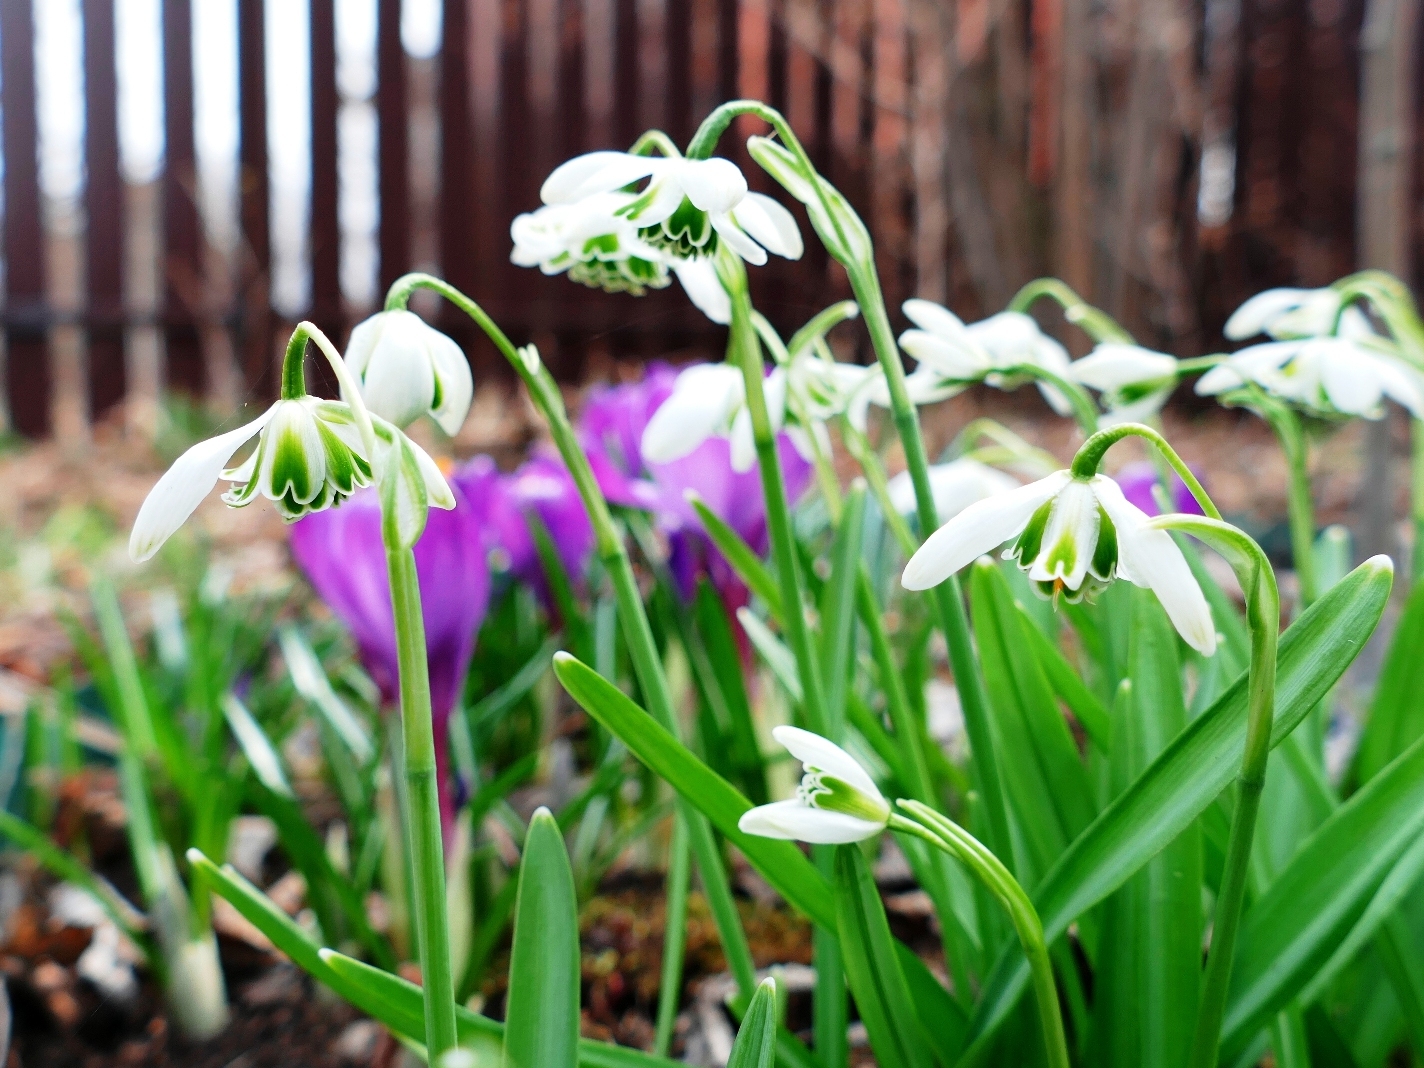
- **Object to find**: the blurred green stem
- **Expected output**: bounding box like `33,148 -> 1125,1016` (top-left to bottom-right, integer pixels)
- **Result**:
892,804 -> 1070,1068
1259,403 -> 1319,608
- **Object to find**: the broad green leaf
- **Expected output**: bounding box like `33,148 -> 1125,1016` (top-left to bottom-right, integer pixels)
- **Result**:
504,808 -> 579,1068
1353,579 -> 1424,786
189,850 -> 678,1068
552,652 -> 834,929
1089,592 -> 1200,1068
693,581 -> 767,805
897,942 -> 971,1064
834,846 -> 935,1068
727,977 -> 779,1068
1220,731 -> 1424,1052
964,557 -> 1392,1053
970,560 -> 1094,885
688,493 -> 784,621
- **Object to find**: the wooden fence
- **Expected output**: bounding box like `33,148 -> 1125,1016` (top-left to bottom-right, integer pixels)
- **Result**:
0,0 -> 1416,439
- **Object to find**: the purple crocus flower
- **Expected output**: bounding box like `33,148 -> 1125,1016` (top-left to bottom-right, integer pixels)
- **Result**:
580,362 -> 813,609
1115,460 -> 1207,518
289,481 -> 490,841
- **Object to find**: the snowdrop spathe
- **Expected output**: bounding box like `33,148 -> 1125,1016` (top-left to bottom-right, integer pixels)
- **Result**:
540,151 -> 803,266
901,469 -> 1217,655
738,727 -> 890,844
1196,336 -> 1424,420
344,310 -> 473,436
1068,343 -> 1180,425
898,299 -> 1075,415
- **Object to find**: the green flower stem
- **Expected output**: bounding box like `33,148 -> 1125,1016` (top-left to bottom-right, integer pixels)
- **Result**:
1142,515 -> 1279,1068
890,804 -> 1071,1068
842,423 -> 918,558
279,320 -> 378,458
1071,421 -> 1223,520
380,545 -> 457,1059
383,273 -> 760,1001
694,101 -> 1018,870
999,362 -> 1100,435
628,129 -> 682,158
1006,277 -> 1134,344
1258,404 -> 1320,608
653,809 -> 691,1058
1175,355 -> 1226,375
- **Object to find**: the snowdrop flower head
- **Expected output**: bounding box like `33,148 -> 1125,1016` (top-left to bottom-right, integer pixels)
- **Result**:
738,727 -> 890,844
639,362 -> 791,473
344,310 -> 473,436
898,300 -> 1075,415
902,469 -> 1216,655
1196,336 -> 1424,420
1068,343 -> 1180,424
885,459 -> 1020,521
129,397 -> 373,562
510,193 -> 671,296
540,151 -> 803,266
1224,287 -> 1376,342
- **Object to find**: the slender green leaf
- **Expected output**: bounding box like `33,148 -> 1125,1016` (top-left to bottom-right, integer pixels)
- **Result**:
727,977 -> 780,1068
1221,732 -> 1424,1052
278,627 -> 374,763
835,846 -> 935,1068
693,580 -> 766,804
819,485 -> 866,734
897,942 -> 970,1065
736,608 -> 804,703
220,693 -> 293,798
552,652 -> 833,927
1014,602 -> 1110,752
963,557 -> 1393,1054
504,808 -> 579,1068
688,493 -> 784,621
1353,579 -> 1424,786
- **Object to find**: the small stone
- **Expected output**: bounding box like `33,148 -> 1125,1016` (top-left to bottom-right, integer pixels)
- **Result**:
333,1019 -> 381,1063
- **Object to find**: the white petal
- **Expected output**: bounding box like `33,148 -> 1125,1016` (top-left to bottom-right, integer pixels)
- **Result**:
1195,363 -> 1247,396
641,364 -> 743,463
902,298 -> 969,339
1092,475 -> 1216,656
1316,340 -> 1384,416
356,312 -> 438,430
712,213 -> 770,265
1069,344 -> 1178,391
343,313 -> 381,379
772,726 -> 882,803
629,172 -> 690,226
425,328 -> 475,435
675,157 -> 748,213
256,401 -> 327,504
899,329 -> 990,379
129,407 -> 276,562
673,258 -> 732,324
407,434 -> 457,510
729,407 -> 757,473
1026,479 -> 1099,590
730,192 -> 803,260
1373,355 -> 1424,419
738,800 -> 885,844
1224,288 -> 1316,340
902,471 -> 1071,590
540,151 -> 657,204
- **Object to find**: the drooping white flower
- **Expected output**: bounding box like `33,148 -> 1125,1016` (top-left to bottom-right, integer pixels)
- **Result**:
639,362 -> 795,474
343,310 -> 473,436
898,300 -> 1075,415
1224,287 -> 1376,342
1196,336 -> 1424,420
540,151 -> 803,265
1068,343 -> 1180,425
901,469 -> 1217,655
738,726 -> 890,844
885,459 -> 1020,521
669,258 -> 732,325
510,193 -> 672,296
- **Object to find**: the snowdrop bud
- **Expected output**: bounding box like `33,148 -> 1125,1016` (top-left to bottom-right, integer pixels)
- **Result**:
344,310 -> 474,436
738,727 -> 890,844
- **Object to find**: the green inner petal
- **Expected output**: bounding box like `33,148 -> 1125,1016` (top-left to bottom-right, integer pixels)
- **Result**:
1090,505 -> 1118,581
639,197 -> 717,259
1009,498 -> 1055,566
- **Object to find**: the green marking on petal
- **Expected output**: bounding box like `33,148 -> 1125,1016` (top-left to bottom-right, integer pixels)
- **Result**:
800,773 -> 888,824
1090,505 -> 1118,581
1009,498 -> 1055,567
266,422 -> 318,506
639,197 -> 717,259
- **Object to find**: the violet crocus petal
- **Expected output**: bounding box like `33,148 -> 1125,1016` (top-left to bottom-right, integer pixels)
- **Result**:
507,452 -> 597,587
1114,461 -> 1207,518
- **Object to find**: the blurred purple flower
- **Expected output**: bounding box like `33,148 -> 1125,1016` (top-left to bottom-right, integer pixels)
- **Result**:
581,362 -> 813,607
452,452 -> 595,595
1115,460 -> 1206,518
289,481 -> 490,840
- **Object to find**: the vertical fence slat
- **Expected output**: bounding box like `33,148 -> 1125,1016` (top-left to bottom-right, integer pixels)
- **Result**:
378,0 -> 410,296
161,0 -> 205,397
614,0 -> 640,147
238,0 -> 273,398
309,0 -> 341,344
83,0 -> 126,421
665,0 -> 692,144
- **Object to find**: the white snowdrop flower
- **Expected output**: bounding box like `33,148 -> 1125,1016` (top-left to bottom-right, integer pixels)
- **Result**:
1196,336 -> 1424,420
129,398 -> 372,562
1224,286 -> 1377,342
738,727 -> 890,844
510,193 -> 672,296
849,364 -> 962,433
885,459 -> 1020,521
344,310 -> 473,436
1068,343 -> 1180,425
901,469 -> 1217,655
540,151 -> 802,265
898,299 -> 1075,415
669,257 -> 732,325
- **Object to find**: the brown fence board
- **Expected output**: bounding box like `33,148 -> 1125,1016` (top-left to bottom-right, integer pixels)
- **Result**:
161,0 -> 205,397
82,0 -> 125,420
309,0 -> 341,346
377,0 -> 410,298
239,0 -> 273,398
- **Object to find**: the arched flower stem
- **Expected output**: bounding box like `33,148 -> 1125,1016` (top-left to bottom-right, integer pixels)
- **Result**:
999,362 -> 1101,435
889,804 -> 1070,1068
382,274 -> 761,1010
628,129 -> 682,158
1070,422 -> 1222,520
280,321 -> 377,458
1007,277 -> 1135,344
